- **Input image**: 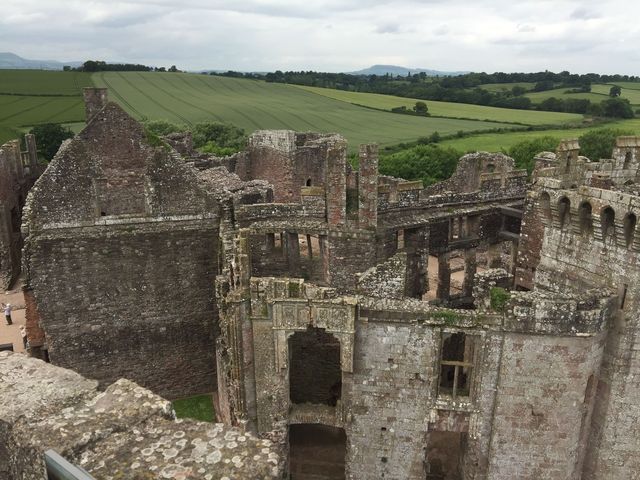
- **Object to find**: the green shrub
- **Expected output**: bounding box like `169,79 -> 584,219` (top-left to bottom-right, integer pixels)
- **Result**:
578,128 -> 634,160
490,287 -> 510,312
379,144 -> 462,186
507,136 -> 560,173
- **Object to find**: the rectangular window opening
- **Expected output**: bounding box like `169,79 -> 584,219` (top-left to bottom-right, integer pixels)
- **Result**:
439,332 -> 475,400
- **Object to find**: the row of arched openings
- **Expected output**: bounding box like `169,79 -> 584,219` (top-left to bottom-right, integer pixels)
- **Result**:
539,191 -> 637,247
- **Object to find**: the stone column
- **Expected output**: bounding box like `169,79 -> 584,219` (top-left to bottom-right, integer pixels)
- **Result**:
358,143 -> 378,229
463,248 -> 477,298
436,253 -> 451,301
326,138 -> 348,226
286,232 -> 301,277
24,134 -> 38,168
306,234 -> 313,259
405,227 -> 429,298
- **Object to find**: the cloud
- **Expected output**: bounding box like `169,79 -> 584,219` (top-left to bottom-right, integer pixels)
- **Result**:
0,0 -> 637,74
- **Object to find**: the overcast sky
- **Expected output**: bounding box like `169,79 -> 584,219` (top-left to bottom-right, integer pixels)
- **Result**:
1,0 -> 637,74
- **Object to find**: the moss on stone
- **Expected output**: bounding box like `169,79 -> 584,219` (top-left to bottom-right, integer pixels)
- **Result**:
490,287 -> 511,312
432,310 -> 462,325
288,281 -> 300,297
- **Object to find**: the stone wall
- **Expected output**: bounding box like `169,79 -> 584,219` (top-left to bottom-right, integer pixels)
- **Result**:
529,186 -> 640,479
22,98 -> 225,399
0,136 -> 39,289
0,351 -> 286,480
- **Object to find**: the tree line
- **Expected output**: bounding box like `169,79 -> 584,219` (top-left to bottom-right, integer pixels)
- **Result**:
67,61 -> 181,73
211,69 -> 636,118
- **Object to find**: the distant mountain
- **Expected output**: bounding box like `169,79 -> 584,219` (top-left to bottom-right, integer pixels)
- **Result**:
0,52 -> 82,70
348,64 -> 468,77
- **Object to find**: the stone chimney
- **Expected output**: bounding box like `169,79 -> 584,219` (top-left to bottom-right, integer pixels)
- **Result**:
83,87 -> 108,122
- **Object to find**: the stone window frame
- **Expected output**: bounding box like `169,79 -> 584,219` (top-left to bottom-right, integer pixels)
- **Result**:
436,329 -> 482,405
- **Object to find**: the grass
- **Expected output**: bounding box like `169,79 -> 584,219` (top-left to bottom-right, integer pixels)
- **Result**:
294,85 -> 583,126
0,70 -> 91,145
440,118 -> 640,152
525,87 -> 606,104
172,394 -> 216,422
0,70 -> 93,95
90,71 -> 523,150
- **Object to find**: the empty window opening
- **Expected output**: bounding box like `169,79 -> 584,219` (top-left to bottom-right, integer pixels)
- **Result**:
439,332 -> 475,399
485,163 -> 496,173
539,192 -> 552,221
579,201 -> 593,235
306,178 -> 312,186
558,197 -> 571,230
601,207 -> 616,242
289,424 -> 346,480
426,431 -> 464,480
289,327 -> 341,406
624,151 -> 633,169
624,213 -> 636,248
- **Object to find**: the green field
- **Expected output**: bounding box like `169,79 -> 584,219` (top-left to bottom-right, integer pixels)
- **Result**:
525,87 -> 605,104
440,118 -> 640,152
0,70 -> 91,144
90,71 -> 525,149
294,85 -> 582,126
524,83 -> 640,107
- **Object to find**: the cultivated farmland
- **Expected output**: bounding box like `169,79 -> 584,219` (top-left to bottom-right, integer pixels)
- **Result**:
0,70 -> 91,144
293,85 -> 583,125
91,72 -> 522,149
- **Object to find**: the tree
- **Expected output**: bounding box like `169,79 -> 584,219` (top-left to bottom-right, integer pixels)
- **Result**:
144,120 -> 185,136
609,85 -> 622,97
413,101 -> 429,116
168,65 -> 179,72
379,144 -> 461,186
601,97 -> 634,118
192,122 -> 247,153
578,128 -> 633,160
511,85 -> 527,96
507,136 -> 560,173
27,123 -> 74,161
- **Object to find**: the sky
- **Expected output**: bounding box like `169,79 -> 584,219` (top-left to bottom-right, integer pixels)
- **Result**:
1,0 -> 638,74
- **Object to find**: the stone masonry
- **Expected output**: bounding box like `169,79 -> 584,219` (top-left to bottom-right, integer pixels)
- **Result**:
2,89 -> 638,479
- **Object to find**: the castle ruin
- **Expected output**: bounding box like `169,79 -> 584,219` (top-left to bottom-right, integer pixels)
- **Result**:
2,88 -> 640,479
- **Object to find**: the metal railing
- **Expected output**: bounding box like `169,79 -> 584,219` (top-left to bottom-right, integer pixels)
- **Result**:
44,450 -> 96,480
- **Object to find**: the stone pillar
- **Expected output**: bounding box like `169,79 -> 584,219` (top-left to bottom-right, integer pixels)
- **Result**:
358,143 -> 378,229
24,134 -> 38,168
326,138 -> 348,226
83,87 -> 108,122
463,248 -> 477,298
509,241 -> 518,277
487,243 -> 502,269
436,253 -> 451,301
405,227 -> 429,298
306,234 -> 313,259
319,235 -> 328,283
286,232 -> 301,277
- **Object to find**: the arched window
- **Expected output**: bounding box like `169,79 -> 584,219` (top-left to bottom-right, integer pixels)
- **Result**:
624,212 -> 636,248
306,178 -> 312,186
558,197 -> 571,230
579,201 -> 593,235
624,151 -> 632,169
539,191 -> 551,221
486,163 -> 496,173
601,207 -> 616,242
